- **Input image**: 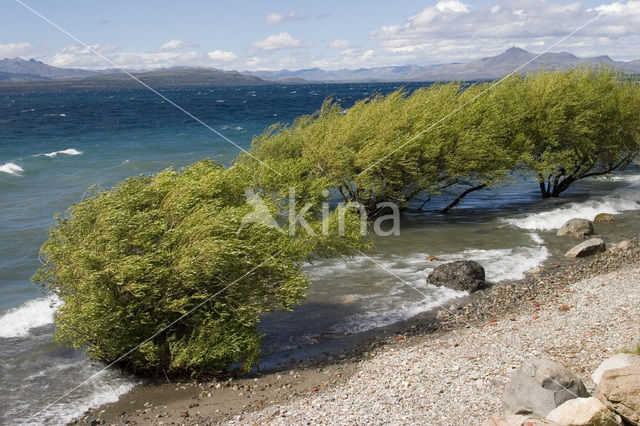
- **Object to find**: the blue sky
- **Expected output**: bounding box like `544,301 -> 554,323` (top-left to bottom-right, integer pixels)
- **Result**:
1,0 -> 639,70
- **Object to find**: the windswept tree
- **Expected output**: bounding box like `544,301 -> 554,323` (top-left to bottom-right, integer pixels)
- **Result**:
34,160 -> 364,376
241,81 -> 525,216
517,67 -> 640,198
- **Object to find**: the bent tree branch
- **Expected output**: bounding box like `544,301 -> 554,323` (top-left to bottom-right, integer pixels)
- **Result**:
538,152 -> 638,198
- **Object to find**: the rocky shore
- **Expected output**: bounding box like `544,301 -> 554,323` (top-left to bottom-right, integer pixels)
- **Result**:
75,236 -> 640,425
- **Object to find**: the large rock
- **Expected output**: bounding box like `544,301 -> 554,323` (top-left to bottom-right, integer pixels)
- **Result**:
592,353 -> 640,385
481,414 -> 553,425
546,397 -> 621,425
597,365 -> 640,425
502,358 -> 589,417
594,213 -> 615,224
427,260 -> 486,292
557,218 -> 595,238
564,238 -> 606,258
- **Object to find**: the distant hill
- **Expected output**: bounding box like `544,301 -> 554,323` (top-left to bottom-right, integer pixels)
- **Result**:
247,48 -> 640,83
0,57 -> 108,80
404,47 -> 640,81
0,69 -> 46,82
246,65 -> 427,82
1,49 -> 638,90
0,67 -> 272,91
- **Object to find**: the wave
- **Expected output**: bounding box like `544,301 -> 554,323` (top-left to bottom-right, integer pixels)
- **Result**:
505,175 -> 640,230
320,243 -> 549,335
41,379 -> 135,425
36,148 -> 83,158
10,365 -> 136,425
0,162 -> 23,176
0,295 -> 59,338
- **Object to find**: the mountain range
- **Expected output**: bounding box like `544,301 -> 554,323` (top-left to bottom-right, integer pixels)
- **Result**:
247,48 -> 640,82
0,48 -> 639,89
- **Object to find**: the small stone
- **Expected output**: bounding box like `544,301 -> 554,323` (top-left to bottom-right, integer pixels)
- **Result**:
593,213 -> 615,223
547,397 -> 621,426
564,238 -> 606,258
557,218 -> 594,238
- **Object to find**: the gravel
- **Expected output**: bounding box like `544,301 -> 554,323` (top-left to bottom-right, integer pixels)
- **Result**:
233,245 -> 640,425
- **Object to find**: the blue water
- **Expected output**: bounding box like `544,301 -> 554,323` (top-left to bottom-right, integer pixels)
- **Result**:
0,83 -> 427,312
1,83 -> 639,424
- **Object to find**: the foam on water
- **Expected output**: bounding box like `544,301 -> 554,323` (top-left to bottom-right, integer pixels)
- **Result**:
323,242 -> 549,335
0,162 -> 24,175
505,175 -> 640,230
37,148 -> 83,158
0,295 -> 59,338
40,379 -> 135,425
9,367 -> 136,425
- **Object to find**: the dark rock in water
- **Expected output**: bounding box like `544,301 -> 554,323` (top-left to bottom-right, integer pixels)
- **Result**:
502,358 -> 588,417
597,365 -> 640,425
564,238 -> 606,258
427,260 -> 486,292
594,213 -> 615,224
557,218 -> 594,238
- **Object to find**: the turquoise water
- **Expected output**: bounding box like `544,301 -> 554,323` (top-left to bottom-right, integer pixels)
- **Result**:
1,84 -> 639,424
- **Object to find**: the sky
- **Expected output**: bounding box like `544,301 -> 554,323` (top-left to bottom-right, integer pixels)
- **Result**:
1,0 -> 640,71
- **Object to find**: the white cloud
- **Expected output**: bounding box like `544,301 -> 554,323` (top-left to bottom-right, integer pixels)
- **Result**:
158,40 -> 196,52
250,32 -> 305,51
328,39 -> 350,49
207,50 -> 237,61
265,11 -> 301,25
0,42 -> 39,58
49,43 -> 207,70
435,0 -> 470,13
370,0 -> 640,63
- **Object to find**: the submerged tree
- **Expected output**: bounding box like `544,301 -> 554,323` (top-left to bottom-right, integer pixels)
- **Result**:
34,160 -> 364,376
241,80 -> 526,216
242,67 -> 639,210
517,67 -> 640,198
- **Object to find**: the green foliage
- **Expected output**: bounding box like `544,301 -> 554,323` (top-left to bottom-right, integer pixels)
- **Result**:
241,67 -> 640,211
35,66 -> 640,376
34,160 -> 364,376
515,67 -> 640,197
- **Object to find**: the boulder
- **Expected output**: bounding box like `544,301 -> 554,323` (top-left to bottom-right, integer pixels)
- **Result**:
481,414 -> 553,425
502,358 -> 589,417
427,260 -> 486,292
594,213 -> 615,224
557,219 -> 595,238
546,397 -> 621,425
615,240 -> 633,250
592,353 -> 640,385
564,239 -> 606,258
597,365 -> 640,425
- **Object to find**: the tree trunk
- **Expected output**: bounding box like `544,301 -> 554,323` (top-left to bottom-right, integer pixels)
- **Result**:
440,184 -> 487,214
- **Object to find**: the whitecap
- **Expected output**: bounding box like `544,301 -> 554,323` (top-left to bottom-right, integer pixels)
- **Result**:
37,148 -> 83,158
0,162 -> 23,176
319,244 -> 549,335
0,295 -> 59,338
505,177 -> 640,230
41,378 -> 136,425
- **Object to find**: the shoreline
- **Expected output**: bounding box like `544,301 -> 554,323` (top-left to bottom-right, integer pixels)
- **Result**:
73,234 -> 640,425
